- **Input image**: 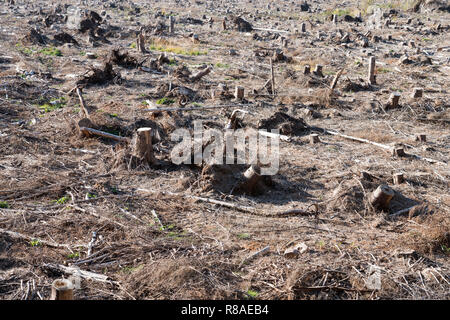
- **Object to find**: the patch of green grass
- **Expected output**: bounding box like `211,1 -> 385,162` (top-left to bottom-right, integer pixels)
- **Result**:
237,233 -> 251,240
29,239 -> 41,247
38,97 -> 66,113
67,252 -> 80,259
87,193 -> 97,199
121,264 -> 143,274
79,51 -> 86,56
109,113 -> 118,118
16,43 -> 33,55
215,62 -> 230,68
377,67 -> 391,73
39,47 -> 62,56
246,289 -> 259,299
191,102 -> 203,107
0,201 -> 9,208
156,97 -> 175,105
53,196 -> 69,205
422,38 -> 432,42
168,58 -> 177,66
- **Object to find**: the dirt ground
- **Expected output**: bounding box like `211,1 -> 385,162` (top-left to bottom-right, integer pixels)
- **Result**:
0,0 -> 449,300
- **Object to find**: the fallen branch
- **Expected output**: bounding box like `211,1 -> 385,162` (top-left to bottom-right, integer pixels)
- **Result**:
0,228 -> 73,249
42,263 -> 118,285
239,246 -> 270,268
190,66 -> 212,81
253,27 -> 289,34
143,103 -> 252,113
78,127 -> 130,143
76,87 -> 91,119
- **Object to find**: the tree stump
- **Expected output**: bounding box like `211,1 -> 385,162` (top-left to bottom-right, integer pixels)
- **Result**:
222,19 -> 226,30
303,65 -> 310,74
238,165 -> 266,195
50,279 -> 74,300
131,128 -> 157,167
369,185 -> 395,211
412,88 -> 423,98
415,134 -> 426,142
300,22 -> 306,32
309,133 -> 320,144
368,56 -> 376,85
192,34 -> 199,43
392,147 -> 406,157
136,32 -> 145,54
169,16 -> 175,34
393,173 -> 404,185
313,64 -> 323,77
386,92 -> 400,109
332,14 -> 338,24
234,86 -> 244,101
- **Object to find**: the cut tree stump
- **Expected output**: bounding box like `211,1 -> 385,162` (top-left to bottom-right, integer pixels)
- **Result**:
304,65 -> 310,74
415,134 -> 426,142
369,185 -> 395,211
385,92 -> 401,109
300,22 -> 306,32
169,16 -> 175,34
239,164 -> 264,195
234,86 -> 244,100
313,64 -> 323,77
309,133 -> 320,144
368,56 -> 376,85
50,279 -> 74,300
392,147 -> 406,157
131,128 -> 157,166
393,173 -> 404,185
412,88 -> 423,98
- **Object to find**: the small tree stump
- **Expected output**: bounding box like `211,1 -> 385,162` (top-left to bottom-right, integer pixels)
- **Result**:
411,88 -> 423,98
169,16 -> 175,34
332,14 -> 338,24
415,134 -> 426,142
300,22 -> 306,32
369,185 -> 395,211
392,147 -> 406,157
50,279 -> 74,300
313,64 -> 323,77
309,133 -> 320,144
131,128 -> 156,167
192,34 -> 199,43
368,56 -> 376,85
136,32 -> 145,54
386,92 -> 400,109
222,19 -> 226,30
393,173 -> 404,185
303,64 -> 310,74
238,164 -> 266,195
234,86 -> 244,100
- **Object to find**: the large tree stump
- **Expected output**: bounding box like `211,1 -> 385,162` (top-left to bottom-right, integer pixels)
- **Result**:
369,185 -> 395,211
238,165 -> 268,195
50,279 -> 74,300
385,92 -> 401,110
393,173 -> 405,185
234,86 -> 244,101
313,64 -> 323,77
131,128 -> 157,167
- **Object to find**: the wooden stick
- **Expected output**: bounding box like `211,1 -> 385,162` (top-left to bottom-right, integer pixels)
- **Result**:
270,58 -> 275,96
76,87 -> 91,119
0,228 -> 72,249
78,127 -> 130,142
151,209 -> 164,230
330,69 -> 344,91
253,27 -> 289,34
239,246 -> 270,268
142,103 -> 252,113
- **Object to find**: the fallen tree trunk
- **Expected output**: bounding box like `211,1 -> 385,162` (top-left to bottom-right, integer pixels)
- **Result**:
78,126 -> 130,142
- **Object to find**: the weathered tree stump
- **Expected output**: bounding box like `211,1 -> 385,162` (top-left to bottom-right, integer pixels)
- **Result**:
222,19 -> 226,30
369,185 -> 395,211
368,56 -> 376,85
313,64 -> 323,77
50,279 -> 74,300
332,14 -> 338,24
385,92 -> 401,109
192,34 -> 199,43
131,128 -> 157,167
238,164 -> 266,195
300,22 -> 306,32
412,88 -> 423,98
393,173 -> 404,185
234,86 -> 244,101
415,134 -> 426,142
136,32 -> 145,54
303,64 -> 310,74
393,147 -> 406,157
309,133 -> 320,144
169,16 -> 175,34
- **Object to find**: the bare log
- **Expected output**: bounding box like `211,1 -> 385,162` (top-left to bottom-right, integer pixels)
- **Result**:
43,263 -> 118,284
368,56 -> 376,85
190,66 -> 211,81
78,126 -> 129,142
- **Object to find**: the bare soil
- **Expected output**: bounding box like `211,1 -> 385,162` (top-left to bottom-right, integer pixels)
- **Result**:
0,0 -> 449,300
